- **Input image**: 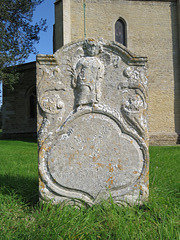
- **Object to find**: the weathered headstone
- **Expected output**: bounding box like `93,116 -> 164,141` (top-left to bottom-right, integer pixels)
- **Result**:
37,39 -> 149,206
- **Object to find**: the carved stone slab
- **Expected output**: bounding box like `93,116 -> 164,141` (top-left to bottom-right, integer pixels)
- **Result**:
37,39 -> 149,206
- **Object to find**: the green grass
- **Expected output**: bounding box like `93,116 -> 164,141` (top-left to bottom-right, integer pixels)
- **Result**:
0,140 -> 179,240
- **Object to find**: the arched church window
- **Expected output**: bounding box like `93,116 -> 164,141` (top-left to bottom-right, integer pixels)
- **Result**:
29,89 -> 36,119
26,85 -> 37,119
115,18 -> 126,46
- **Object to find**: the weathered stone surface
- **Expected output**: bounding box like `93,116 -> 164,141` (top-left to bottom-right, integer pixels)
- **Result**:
37,39 -> 149,206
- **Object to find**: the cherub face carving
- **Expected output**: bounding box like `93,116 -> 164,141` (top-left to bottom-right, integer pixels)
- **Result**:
84,39 -> 102,56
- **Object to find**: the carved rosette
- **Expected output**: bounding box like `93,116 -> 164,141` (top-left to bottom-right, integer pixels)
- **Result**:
37,39 -> 149,206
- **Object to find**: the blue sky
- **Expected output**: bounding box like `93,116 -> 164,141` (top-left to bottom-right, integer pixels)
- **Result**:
26,0 -> 55,63
0,1 -> 55,106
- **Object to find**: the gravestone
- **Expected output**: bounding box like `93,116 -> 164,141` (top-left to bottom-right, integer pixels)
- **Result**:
37,39 -> 149,206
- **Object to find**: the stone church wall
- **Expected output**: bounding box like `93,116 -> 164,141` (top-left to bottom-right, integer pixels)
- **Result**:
2,62 -> 36,138
54,0 -> 180,144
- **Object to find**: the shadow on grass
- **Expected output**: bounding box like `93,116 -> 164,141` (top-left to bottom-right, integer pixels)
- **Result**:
16,138 -> 37,143
0,131 -> 37,143
0,175 -> 39,205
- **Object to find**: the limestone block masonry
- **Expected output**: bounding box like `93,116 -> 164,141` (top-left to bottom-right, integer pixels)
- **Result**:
37,39 -> 149,206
